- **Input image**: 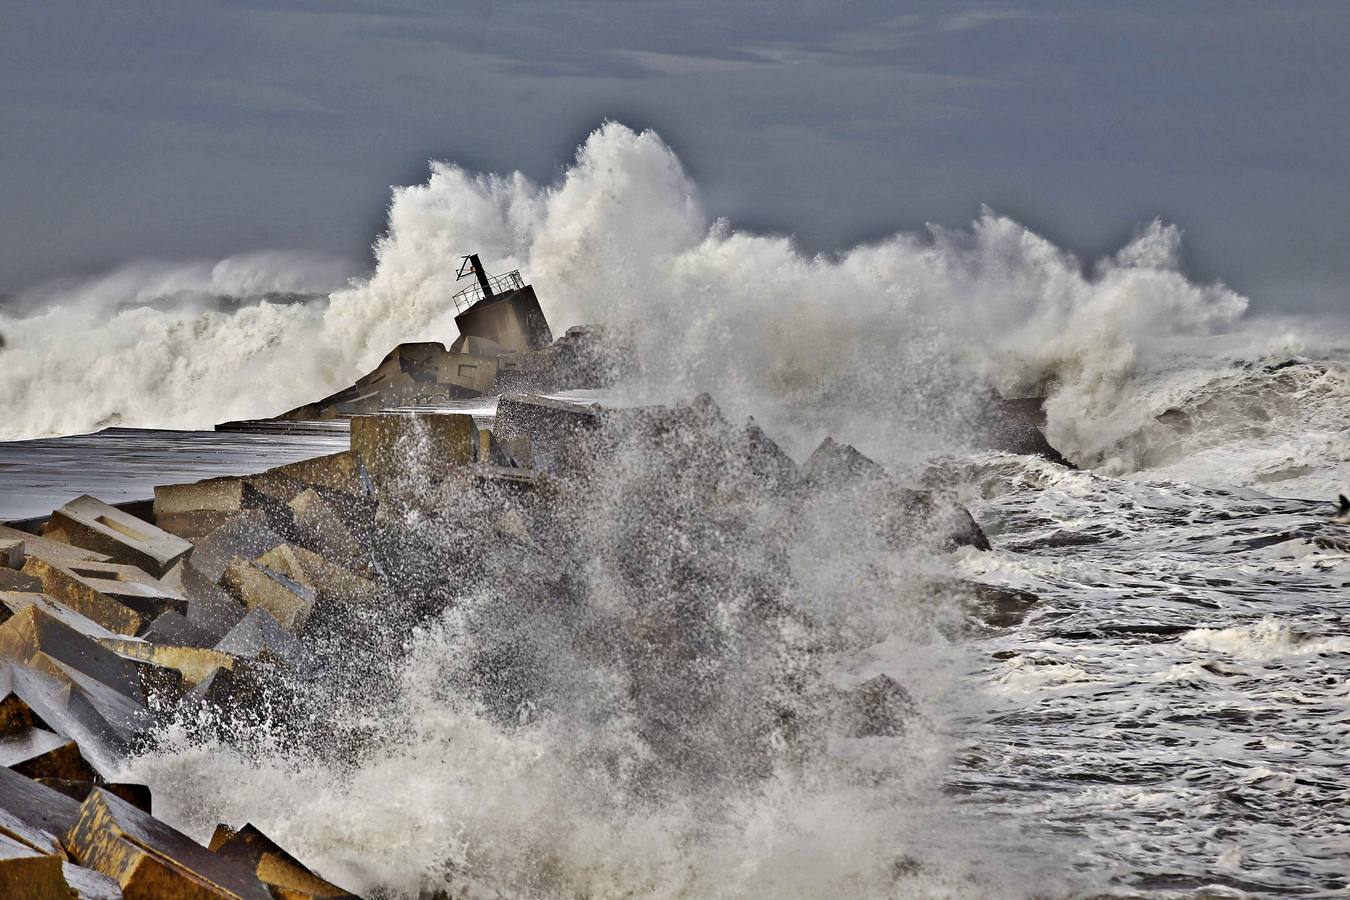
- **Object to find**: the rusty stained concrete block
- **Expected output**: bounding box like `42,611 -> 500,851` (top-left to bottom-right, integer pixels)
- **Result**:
65,788 -> 272,900
255,545 -> 372,604
153,478 -> 248,541
0,525 -> 109,566
99,639 -> 234,688
221,558 -> 316,632
21,556 -> 168,636
0,832 -> 69,900
0,606 -> 147,704
0,539 -> 22,570
0,726 -> 99,783
210,823 -> 357,899
0,591 -> 138,644
45,495 -> 192,577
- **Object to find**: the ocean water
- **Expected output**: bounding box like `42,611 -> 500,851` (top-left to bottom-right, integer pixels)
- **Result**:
2,124 -> 1349,897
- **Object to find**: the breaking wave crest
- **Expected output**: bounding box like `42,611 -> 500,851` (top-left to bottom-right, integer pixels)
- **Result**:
0,121 -> 1286,480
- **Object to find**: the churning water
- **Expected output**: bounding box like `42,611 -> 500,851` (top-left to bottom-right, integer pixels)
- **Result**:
3,124 -> 1349,897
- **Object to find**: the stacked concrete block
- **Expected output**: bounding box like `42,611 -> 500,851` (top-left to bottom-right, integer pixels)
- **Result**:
349,412 -> 478,481
44,495 -> 192,577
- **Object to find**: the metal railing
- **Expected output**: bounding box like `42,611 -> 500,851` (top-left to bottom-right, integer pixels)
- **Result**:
451,269 -> 524,312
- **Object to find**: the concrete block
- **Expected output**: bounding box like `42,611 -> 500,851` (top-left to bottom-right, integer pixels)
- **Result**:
350,413 -> 478,481
0,727 -> 98,783
188,510 -> 286,584
61,861 -> 124,900
160,562 -> 247,643
210,823 -> 357,899
21,557 -> 156,636
0,606 -> 146,703
0,761 -> 83,842
36,780 -> 151,815
140,611 -> 218,649
45,495 -> 192,577
255,545 -> 373,604
214,609 -> 308,670
65,788 -> 272,900
493,394 -> 600,472
0,664 -> 127,774
0,540 -> 22,570
221,558 -> 316,632
0,832 -> 69,900
0,525 -> 109,565
100,639 -> 234,688
0,593 -> 128,644
287,489 -> 365,566
0,569 -> 43,593
257,451 -> 366,497
153,477 -> 247,541
0,786 -> 67,857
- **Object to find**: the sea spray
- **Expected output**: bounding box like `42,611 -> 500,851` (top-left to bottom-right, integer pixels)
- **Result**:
2,123 -> 1252,473
124,396 -> 1048,898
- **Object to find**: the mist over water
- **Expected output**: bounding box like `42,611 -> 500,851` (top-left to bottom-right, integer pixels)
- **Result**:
9,123 -> 1350,897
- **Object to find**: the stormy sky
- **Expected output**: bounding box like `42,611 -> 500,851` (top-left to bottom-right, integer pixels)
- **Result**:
3,1 -> 1347,312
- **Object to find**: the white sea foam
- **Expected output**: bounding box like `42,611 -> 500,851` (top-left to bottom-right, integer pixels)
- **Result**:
1,121 -> 1294,487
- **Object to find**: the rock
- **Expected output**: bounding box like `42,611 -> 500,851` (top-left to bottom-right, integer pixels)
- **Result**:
974,394 -> 1071,466
0,526 -> 109,565
962,582 -> 1040,628
209,823 -> 358,899
350,412 -> 478,482
840,674 -> 917,738
65,788 -> 272,900
43,495 -> 192,577
898,491 -> 991,552
153,477 -> 248,541
0,540 -> 22,570
801,436 -> 890,488
0,833 -> 69,900
221,557 -> 317,632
